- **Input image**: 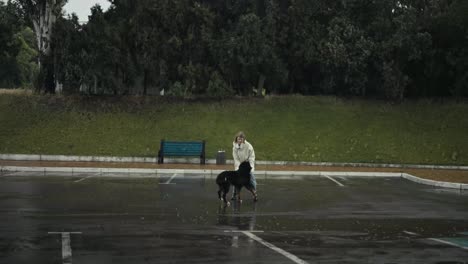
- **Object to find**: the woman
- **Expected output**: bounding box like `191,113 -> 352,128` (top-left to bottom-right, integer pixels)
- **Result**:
232,131 -> 257,200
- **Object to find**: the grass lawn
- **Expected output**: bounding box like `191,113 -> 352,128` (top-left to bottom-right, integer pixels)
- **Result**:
0,94 -> 467,165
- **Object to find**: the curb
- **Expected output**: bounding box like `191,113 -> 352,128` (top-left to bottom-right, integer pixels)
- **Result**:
0,166 -> 399,179
402,173 -> 468,190
2,165 -> 466,190
1,154 -> 467,170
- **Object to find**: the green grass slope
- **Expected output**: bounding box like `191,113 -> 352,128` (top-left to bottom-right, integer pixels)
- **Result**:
0,95 -> 467,165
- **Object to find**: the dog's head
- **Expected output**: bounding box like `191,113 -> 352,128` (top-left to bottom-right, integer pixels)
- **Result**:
238,161 -> 252,174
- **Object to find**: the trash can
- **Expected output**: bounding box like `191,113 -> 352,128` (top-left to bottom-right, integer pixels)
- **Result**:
216,150 -> 226,165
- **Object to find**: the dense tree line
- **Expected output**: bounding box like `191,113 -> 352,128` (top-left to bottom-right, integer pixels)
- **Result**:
0,1 -> 38,88
1,0 -> 467,99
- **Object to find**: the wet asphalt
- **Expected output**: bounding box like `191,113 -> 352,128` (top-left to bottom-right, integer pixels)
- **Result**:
1,172 -> 468,264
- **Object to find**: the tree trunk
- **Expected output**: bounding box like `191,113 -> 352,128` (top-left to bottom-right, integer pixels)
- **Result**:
143,68 -> 148,96
31,1 -> 59,59
93,75 -> 97,94
44,57 -> 55,93
257,74 -> 266,97
28,0 -> 66,93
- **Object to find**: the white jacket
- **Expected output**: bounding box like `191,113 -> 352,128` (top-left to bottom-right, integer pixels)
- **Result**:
232,140 -> 255,172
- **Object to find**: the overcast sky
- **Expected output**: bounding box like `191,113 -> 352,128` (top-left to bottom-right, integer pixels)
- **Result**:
0,0 -> 110,22
64,0 -> 111,22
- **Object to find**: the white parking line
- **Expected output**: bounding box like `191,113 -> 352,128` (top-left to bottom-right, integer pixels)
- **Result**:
232,230 -> 309,264
160,173 -> 178,185
403,230 -> 468,251
324,175 -> 344,187
48,232 -> 82,264
403,230 -> 418,236
74,175 -> 94,183
224,230 -> 264,233
428,238 -> 468,250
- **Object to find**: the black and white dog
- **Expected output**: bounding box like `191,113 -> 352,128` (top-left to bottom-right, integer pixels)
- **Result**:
216,161 -> 257,205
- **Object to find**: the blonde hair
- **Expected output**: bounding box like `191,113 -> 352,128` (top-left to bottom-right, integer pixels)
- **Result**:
234,131 -> 246,142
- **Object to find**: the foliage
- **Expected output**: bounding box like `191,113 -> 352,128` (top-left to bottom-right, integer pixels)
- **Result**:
0,1 -> 37,88
13,0 -> 68,93
207,70 -> 234,98
1,0 -> 467,99
318,16 -> 374,96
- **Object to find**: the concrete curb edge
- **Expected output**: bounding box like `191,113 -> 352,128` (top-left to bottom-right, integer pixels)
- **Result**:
2,165 -> 466,190
1,154 -> 468,170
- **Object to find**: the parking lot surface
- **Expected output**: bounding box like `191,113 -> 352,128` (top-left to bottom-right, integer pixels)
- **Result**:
1,173 -> 467,263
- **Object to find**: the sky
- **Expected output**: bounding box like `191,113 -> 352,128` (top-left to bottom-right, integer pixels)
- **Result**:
63,0 -> 111,22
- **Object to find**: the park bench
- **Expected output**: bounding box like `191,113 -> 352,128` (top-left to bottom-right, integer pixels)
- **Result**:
157,140 -> 206,164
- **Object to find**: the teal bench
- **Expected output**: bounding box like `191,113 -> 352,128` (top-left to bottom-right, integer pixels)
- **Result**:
157,140 -> 206,164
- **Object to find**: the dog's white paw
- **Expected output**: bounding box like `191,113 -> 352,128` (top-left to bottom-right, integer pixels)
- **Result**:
226,201 -> 231,207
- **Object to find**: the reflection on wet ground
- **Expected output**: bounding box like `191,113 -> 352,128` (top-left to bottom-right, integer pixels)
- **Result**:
0,175 -> 467,263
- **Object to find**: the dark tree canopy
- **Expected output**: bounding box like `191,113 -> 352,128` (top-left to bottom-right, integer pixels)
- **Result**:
2,0 -> 467,99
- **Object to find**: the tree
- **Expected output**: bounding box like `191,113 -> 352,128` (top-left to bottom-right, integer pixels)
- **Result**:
51,13 -> 83,93
426,0 -> 468,96
318,16 -> 374,96
14,27 -> 39,88
0,1 -> 23,87
130,0 -> 162,95
284,0 -> 326,94
14,0 -> 67,93
0,0 -> 38,88
216,8 -> 285,96
375,1 -> 432,99
80,5 -> 114,94
7,0 -> 465,99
